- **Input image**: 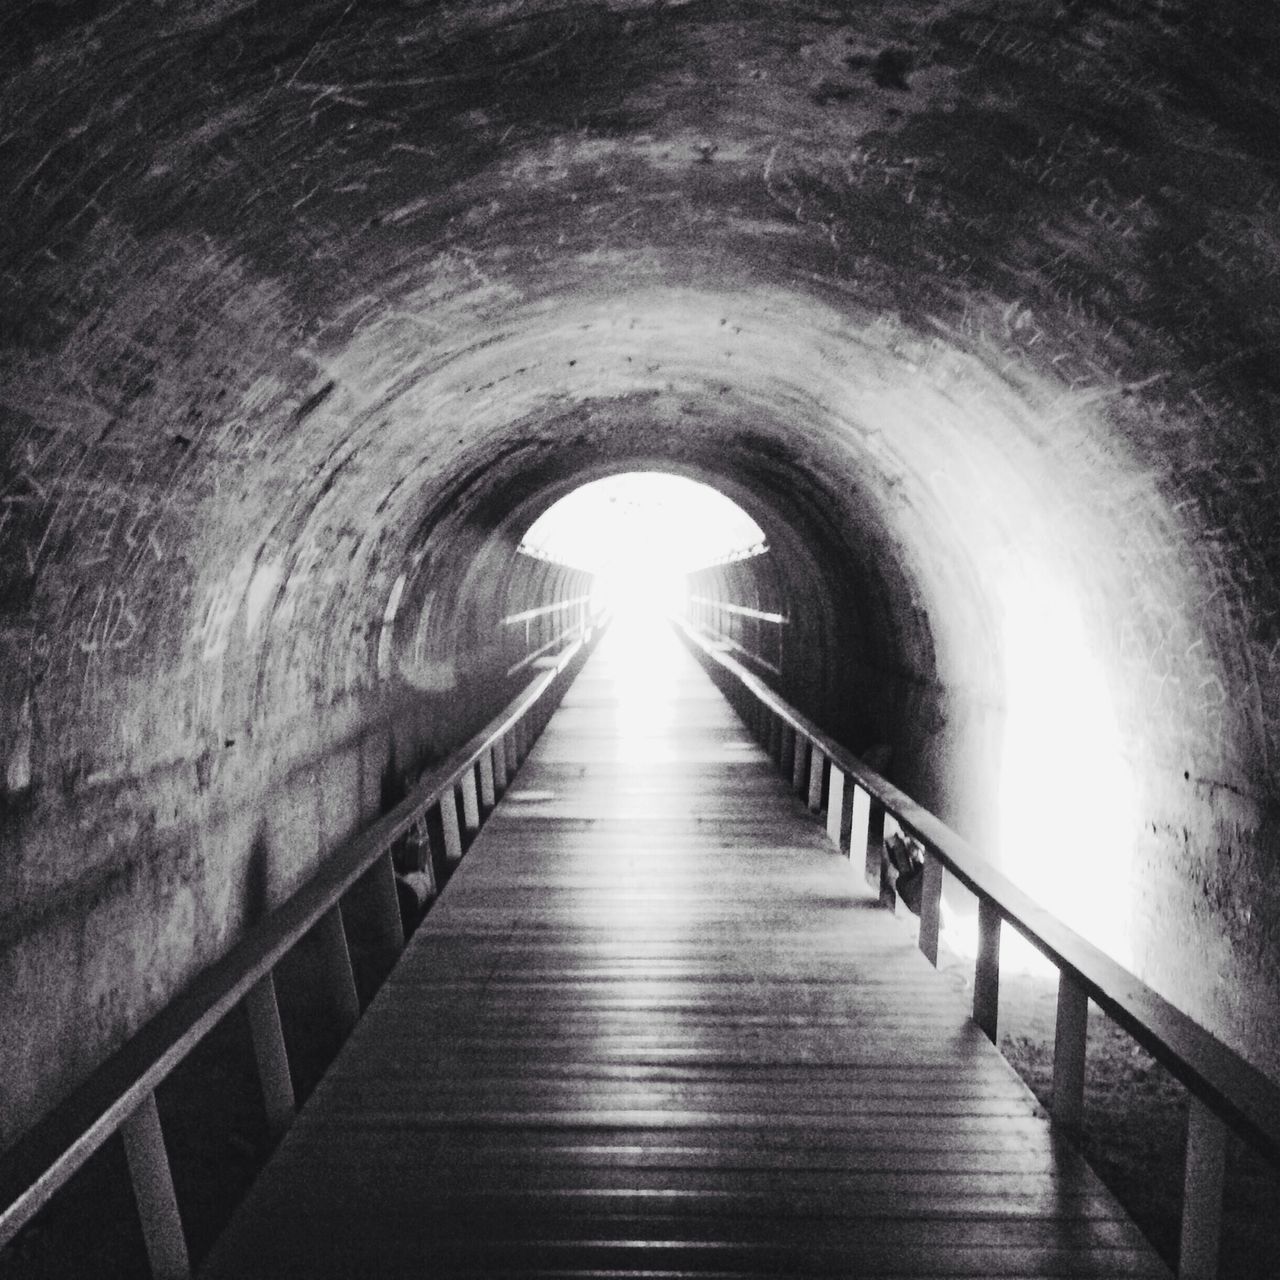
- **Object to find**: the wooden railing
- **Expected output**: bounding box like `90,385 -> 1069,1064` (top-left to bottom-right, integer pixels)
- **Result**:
678,620 -> 1280,1280
686,599 -> 785,677
0,633 -> 593,1279
502,596 -> 593,676
686,596 -> 788,624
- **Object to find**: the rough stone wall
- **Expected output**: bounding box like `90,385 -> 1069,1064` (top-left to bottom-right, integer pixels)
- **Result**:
2,0 -> 1280,1139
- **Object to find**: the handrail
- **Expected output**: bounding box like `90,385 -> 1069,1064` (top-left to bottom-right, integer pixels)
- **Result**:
501,596 -> 591,625
678,618 -> 1279,1280
507,629 -> 584,677
0,633 -> 591,1263
687,596 -> 788,624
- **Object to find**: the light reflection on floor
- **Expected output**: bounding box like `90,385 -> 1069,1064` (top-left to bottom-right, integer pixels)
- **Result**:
583,612 -> 1067,974
523,607 -> 775,932
597,609 -> 703,762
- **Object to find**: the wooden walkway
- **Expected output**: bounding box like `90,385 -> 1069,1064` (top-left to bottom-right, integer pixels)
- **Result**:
201,621 -> 1169,1279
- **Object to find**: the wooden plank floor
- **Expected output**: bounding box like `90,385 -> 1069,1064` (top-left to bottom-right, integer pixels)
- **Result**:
201,621 -> 1170,1279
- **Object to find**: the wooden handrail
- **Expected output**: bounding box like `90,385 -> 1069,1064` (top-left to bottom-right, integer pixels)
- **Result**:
0,634 -> 590,1255
687,596 -> 788,624
678,618 -> 1278,1279
501,596 -> 591,625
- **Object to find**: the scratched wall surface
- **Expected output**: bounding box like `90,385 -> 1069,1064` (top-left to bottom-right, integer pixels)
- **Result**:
1,0 -> 1279,1140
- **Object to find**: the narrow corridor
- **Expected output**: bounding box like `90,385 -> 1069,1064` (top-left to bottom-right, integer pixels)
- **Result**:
202,620 -> 1167,1278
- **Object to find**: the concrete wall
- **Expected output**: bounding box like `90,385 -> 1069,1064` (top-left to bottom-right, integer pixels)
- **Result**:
0,507 -> 590,1147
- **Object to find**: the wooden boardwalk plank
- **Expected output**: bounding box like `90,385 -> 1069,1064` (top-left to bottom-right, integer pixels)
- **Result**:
200,622 -> 1169,1279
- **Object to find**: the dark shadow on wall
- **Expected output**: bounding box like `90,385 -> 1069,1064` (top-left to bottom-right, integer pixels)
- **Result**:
241,823 -> 271,929
380,736 -> 405,816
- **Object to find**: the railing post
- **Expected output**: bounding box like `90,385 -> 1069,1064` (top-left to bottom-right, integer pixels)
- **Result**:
1052,971 -> 1088,1130
369,848 -> 406,954
792,735 -> 808,794
418,825 -> 439,898
460,765 -> 481,832
754,700 -> 769,745
440,788 -> 464,863
768,713 -> 783,765
807,747 -> 825,812
839,772 -> 855,849
504,730 -> 519,778
493,738 -> 509,792
973,898 -> 1001,1042
1179,1098 -> 1227,1280
917,852 -> 944,965
317,904 -> 360,1035
848,784 -> 869,869
478,749 -> 496,809
121,1092 -> 190,1280
866,797 -> 887,898
780,725 -> 796,778
245,973 -> 295,1140
825,767 -> 845,846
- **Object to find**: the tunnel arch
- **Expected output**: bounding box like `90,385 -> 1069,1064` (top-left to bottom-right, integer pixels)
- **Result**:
2,0 -> 1279,1148
382,451 -> 864,718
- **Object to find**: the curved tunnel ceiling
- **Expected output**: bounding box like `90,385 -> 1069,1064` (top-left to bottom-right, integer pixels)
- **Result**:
2,0 -> 1280,1116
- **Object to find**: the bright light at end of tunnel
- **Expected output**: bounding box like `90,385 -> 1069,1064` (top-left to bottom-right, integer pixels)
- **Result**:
990,575 -> 1140,973
524,473 -> 765,735
523,472 -> 764,628
594,555 -> 687,625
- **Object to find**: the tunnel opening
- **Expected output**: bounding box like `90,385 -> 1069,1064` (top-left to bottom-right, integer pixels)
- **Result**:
422,454 -> 1039,982
455,451 -> 1143,980
520,470 -> 768,627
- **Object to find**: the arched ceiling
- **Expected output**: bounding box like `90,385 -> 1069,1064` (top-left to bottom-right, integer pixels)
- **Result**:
2,0 -> 1280,1079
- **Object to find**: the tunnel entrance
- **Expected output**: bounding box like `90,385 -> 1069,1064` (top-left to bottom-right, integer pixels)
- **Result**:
520,471 -> 767,629
516,471 -> 1137,981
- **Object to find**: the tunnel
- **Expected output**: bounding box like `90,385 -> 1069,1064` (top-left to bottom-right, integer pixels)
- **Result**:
2,0 -> 1279,1221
